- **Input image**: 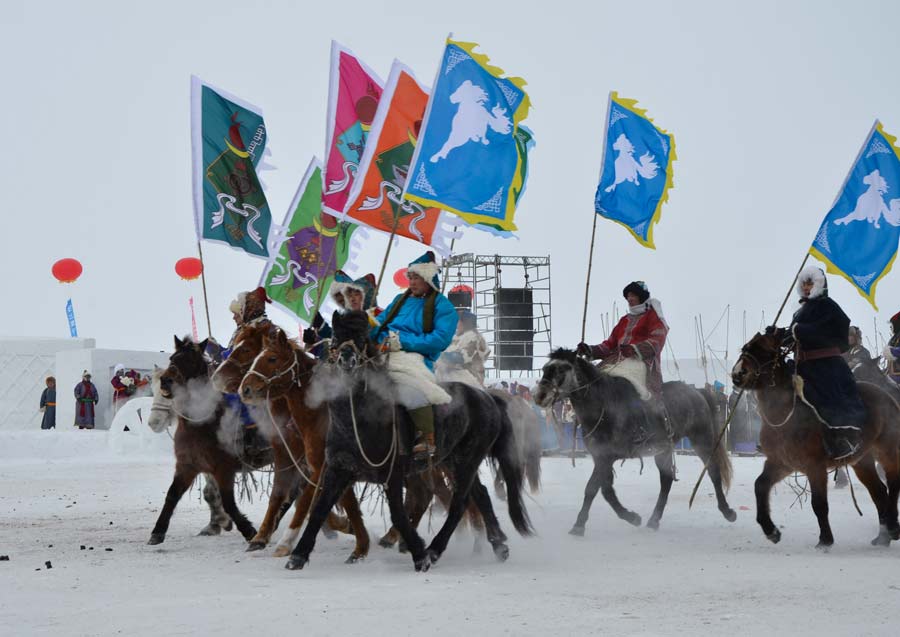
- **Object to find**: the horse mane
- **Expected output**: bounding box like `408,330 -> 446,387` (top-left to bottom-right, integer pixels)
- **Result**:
550,347 -> 642,402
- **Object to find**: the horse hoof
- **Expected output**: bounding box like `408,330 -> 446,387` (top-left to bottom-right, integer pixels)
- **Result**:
722,508 -> 738,523
245,541 -> 266,552
414,554 -> 432,572
398,541 -> 408,554
492,543 -> 510,562
378,537 -> 395,549
568,525 -> 585,537
888,525 -> 900,541
815,541 -> 832,552
197,525 -> 221,537
345,553 -> 365,564
284,555 -> 308,570
222,520 -> 233,532
871,534 -> 892,547
147,534 -> 165,546
272,545 -> 291,557
646,518 -> 660,531
766,529 -> 781,544
626,513 -> 642,527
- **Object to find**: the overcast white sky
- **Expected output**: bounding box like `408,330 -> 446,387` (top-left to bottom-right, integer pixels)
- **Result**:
4,0 -> 900,367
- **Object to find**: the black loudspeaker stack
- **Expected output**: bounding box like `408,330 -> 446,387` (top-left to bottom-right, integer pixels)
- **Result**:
495,288 -> 534,371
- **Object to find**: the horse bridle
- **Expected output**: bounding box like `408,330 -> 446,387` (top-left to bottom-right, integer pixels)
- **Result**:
736,343 -> 790,389
246,347 -> 303,391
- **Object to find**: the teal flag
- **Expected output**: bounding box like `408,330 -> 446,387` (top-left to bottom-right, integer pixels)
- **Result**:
191,76 -> 272,258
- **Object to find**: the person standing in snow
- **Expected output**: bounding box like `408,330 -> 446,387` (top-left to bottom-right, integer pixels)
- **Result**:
39,376 -> 56,430
74,371 -> 99,429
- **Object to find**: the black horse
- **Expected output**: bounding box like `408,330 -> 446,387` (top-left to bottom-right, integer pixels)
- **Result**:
534,349 -> 736,534
148,337 -> 278,545
285,310 -> 533,572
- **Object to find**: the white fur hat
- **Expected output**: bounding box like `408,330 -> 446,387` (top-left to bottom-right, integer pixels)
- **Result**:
406,251 -> 441,290
796,266 -> 827,300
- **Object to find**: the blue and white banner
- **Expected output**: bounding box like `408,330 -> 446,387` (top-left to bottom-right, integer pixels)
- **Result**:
810,120 -> 900,308
594,92 -> 676,249
66,298 -> 78,338
403,38 -> 532,235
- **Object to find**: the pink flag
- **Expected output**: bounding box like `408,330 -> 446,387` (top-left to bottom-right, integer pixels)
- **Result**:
322,41 -> 384,217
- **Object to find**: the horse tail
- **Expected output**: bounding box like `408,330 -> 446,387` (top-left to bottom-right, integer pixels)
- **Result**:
700,389 -> 733,491
489,394 -> 534,536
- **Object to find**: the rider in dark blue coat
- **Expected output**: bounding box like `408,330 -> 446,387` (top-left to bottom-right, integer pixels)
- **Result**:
788,266 -> 866,460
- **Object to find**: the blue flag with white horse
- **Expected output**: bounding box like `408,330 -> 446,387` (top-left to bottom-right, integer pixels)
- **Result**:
810,121 -> 900,309
594,92 -> 676,249
403,38 -> 532,236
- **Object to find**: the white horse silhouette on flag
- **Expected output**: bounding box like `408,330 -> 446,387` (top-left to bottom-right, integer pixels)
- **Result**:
834,169 -> 900,229
604,133 -> 659,193
430,80 -> 512,163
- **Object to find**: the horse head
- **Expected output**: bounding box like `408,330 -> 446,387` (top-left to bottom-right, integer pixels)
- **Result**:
146,364 -> 174,432
450,79 -> 487,106
239,326 -> 309,405
533,348 -> 583,407
210,321 -> 271,393
160,335 -> 209,398
331,310 -> 379,373
732,330 -> 790,390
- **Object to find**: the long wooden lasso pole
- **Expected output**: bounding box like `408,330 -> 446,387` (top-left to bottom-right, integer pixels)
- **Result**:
688,253 -> 810,508
580,214 -> 599,344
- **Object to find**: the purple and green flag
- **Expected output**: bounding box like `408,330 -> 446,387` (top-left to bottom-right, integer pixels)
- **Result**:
261,158 -> 361,324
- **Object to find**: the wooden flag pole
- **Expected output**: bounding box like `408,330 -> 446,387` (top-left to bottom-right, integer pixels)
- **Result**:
374,215 -> 402,301
196,241 -> 213,338
580,214 -> 599,344
689,252 -> 811,508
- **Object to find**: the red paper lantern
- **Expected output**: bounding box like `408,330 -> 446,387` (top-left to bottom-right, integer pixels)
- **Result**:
175,257 -> 203,281
393,268 -> 409,288
51,258 -> 83,284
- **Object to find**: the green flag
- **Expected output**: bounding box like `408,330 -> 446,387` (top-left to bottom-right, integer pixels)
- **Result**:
191,76 -> 272,258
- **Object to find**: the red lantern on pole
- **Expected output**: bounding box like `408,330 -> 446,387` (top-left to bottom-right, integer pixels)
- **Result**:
51,258 -> 83,284
175,257 -> 203,281
393,267 -> 409,288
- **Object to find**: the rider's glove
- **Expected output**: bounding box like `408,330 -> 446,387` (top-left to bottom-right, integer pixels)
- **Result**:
576,342 -> 593,359
386,331 -> 402,352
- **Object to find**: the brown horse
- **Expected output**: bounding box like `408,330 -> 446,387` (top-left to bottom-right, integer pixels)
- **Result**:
732,331 -> 900,548
211,321 -> 352,554
234,325 -> 371,563
148,337 -> 277,545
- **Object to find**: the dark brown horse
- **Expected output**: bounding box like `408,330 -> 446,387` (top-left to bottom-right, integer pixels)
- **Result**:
732,331 -> 900,548
148,337 -> 277,545
235,325 -> 371,563
211,321 -> 354,555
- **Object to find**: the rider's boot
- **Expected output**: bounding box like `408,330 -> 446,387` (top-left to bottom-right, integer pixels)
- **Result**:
822,426 -> 862,461
410,406 -> 436,458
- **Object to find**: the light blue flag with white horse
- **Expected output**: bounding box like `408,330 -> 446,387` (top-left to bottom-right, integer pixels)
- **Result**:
594,92 -> 676,249
403,38 -> 532,236
810,121 -> 900,309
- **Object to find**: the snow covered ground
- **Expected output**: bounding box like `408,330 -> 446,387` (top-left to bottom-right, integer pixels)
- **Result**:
2,431 -> 899,637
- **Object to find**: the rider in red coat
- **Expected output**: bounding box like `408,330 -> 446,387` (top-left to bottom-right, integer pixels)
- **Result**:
577,281 -> 669,400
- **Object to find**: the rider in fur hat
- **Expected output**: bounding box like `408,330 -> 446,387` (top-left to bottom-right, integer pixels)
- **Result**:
577,281 -> 669,401
786,266 -> 866,460
304,272 -> 380,359
372,252 -> 458,457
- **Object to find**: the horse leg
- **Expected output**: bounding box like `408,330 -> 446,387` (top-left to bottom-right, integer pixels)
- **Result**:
378,474 -> 430,551
808,465 -> 834,549
285,467 -> 352,571
467,495 -> 487,555
336,486 -> 370,563
646,450 -> 675,530
467,475 -> 509,561
149,465 -> 199,544
424,457 -> 481,566
213,469 -> 257,542
494,470 -> 506,500
754,459 -> 790,543
198,474 -> 232,536
571,456 -> 640,536
877,448 -> 900,540
382,470 -> 430,571
272,465 -> 321,557
694,445 -> 737,522
246,449 -> 296,551
851,456 -> 892,546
